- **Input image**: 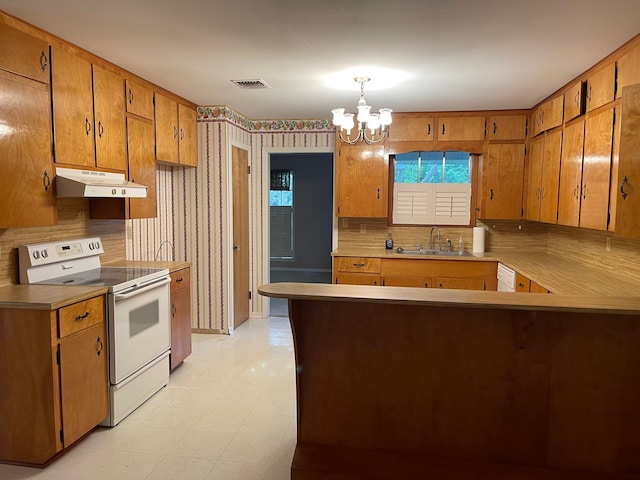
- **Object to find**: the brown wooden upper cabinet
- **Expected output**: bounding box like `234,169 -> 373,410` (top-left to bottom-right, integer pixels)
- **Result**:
436,116 -> 485,141
524,130 -> 562,223
481,143 -> 525,220
155,93 -> 198,167
616,43 -> 640,99
564,81 -> 584,122
51,48 -> 127,172
585,63 -> 616,112
486,115 -> 527,141
0,21 -> 50,83
387,115 -> 435,142
335,142 -> 387,218
615,85 -> 640,239
531,95 -> 563,137
125,78 -> 154,120
0,23 -> 56,228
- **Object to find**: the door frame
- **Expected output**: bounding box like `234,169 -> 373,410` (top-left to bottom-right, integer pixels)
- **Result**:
261,146 -> 335,317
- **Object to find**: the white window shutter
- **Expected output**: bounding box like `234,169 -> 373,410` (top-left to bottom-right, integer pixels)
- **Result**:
433,184 -> 470,225
393,184 -> 431,224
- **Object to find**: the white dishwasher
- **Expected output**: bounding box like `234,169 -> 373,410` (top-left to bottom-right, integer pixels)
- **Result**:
497,263 -> 516,292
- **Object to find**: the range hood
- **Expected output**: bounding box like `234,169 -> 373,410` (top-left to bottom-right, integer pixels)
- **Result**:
55,167 -> 148,198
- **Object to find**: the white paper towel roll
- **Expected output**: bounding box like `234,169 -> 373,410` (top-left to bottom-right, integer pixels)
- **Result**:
472,226 -> 485,253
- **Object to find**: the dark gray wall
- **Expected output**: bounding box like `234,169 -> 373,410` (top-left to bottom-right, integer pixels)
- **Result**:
270,153 -> 333,274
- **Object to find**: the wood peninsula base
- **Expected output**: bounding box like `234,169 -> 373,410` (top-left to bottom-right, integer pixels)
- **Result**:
258,283 -> 640,480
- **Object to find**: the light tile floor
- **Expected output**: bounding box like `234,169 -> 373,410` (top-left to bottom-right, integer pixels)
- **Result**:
0,316 -> 296,480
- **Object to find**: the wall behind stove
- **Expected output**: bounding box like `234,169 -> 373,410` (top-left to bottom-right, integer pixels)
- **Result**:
0,199 -> 126,287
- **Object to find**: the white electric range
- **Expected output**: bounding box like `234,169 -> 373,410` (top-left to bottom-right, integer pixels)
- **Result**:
19,237 -> 171,426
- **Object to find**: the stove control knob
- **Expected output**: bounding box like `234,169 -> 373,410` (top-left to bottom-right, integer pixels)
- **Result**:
33,250 -> 40,259
95,241 -> 100,250
89,242 -> 94,250
41,250 -> 48,258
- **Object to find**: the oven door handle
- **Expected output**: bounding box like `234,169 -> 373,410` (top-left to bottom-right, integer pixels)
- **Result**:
114,276 -> 171,301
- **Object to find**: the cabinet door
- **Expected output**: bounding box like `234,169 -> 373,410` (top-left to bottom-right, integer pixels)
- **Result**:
586,63 -> 616,112
335,144 -> 387,217
170,287 -> 192,371
155,93 -> 179,164
51,46 -> 95,167
515,272 -> 531,292
125,79 -> 154,119
59,322 -> 108,447
539,130 -> 562,224
334,257 -> 381,273
0,70 -> 56,228
437,116 -> 485,141
564,81 -> 584,122
525,136 -> 544,221
387,116 -> 434,142
383,276 -> 431,288
530,281 -> 550,294
580,108 -> 614,231
128,117 -> 157,218
487,115 -> 527,140
335,273 -> 380,286
93,65 -> 127,172
608,106 -> 622,233
482,144 -> 525,219
0,22 -> 50,83
178,103 -> 198,166
542,96 -> 564,131
557,120 -> 585,227
617,44 -> 640,99
616,85 -> 640,238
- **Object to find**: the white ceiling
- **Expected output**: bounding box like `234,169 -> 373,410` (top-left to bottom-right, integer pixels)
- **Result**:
2,0 -> 639,120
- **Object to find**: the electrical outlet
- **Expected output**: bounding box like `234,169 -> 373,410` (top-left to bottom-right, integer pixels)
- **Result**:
342,218 -> 349,227
606,236 -> 612,252
360,224 -> 367,234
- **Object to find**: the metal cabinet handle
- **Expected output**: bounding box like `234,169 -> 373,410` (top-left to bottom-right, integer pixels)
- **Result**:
173,126 -> 179,139
85,117 -> 92,136
128,89 -> 134,104
582,184 -> 587,199
352,263 -> 365,268
180,128 -> 185,141
573,185 -> 580,199
376,188 -> 380,199
43,170 -> 51,192
489,188 -> 494,200
175,277 -> 183,283
427,123 -> 431,135
620,176 -> 629,200
96,336 -> 104,356
75,311 -> 90,322
171,304 -> 177,317
233,245 -> 240,251
40,50 -> 48,72
97,121 -> 104,138
575,91 -> 580,107
441,123 -> 446,136
493,122 -> 497,134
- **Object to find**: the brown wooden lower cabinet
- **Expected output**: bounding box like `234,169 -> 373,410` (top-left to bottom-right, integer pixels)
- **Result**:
334,257 -> 497,291
170,266 -> 192,371
516,271 -> 551,293
0,295 -> 108,466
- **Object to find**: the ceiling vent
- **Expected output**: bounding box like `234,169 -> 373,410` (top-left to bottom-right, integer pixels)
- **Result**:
231,79 -> 271,89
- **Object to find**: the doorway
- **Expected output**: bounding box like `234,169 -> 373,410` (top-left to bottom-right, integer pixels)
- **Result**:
269,153 -> 334,317
232,146 -> 250,329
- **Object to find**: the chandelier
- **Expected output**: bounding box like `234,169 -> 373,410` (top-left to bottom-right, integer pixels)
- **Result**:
331,77 -> 392,145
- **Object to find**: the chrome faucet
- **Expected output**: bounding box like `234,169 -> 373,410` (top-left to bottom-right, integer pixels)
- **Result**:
445,238 -> 452,252
429,227 -> 441,250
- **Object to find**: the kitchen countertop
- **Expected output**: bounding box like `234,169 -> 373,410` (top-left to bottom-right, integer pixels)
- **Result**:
0,285 -> 109,310
332,248 -> 638,297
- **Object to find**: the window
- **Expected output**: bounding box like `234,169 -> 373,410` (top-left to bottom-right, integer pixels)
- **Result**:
270,170 -> 294,259
392,151 -> 471,225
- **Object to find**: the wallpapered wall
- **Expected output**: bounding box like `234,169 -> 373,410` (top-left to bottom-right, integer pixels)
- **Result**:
127,107 -> 335,334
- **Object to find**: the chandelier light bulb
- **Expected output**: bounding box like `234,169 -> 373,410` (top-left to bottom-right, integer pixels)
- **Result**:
330,76 -> 393,144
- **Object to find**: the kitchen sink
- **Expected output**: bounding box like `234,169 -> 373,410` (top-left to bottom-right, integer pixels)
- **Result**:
395,247 -> 472,257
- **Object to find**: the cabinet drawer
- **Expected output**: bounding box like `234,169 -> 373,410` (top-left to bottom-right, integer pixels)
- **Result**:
334,257 -> 381,273
58,296 -> 104,338
170,268 -> 191,294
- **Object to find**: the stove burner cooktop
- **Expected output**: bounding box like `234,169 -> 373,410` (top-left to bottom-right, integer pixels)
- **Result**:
34,267 -> 167,290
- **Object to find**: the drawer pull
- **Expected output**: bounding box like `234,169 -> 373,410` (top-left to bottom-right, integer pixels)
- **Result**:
75,311 -> 90,322
352,263 -> 365,268
175,277 -> 183,283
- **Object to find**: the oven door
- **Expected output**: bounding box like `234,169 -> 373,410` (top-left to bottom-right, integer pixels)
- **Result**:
108,276 -> 171,384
